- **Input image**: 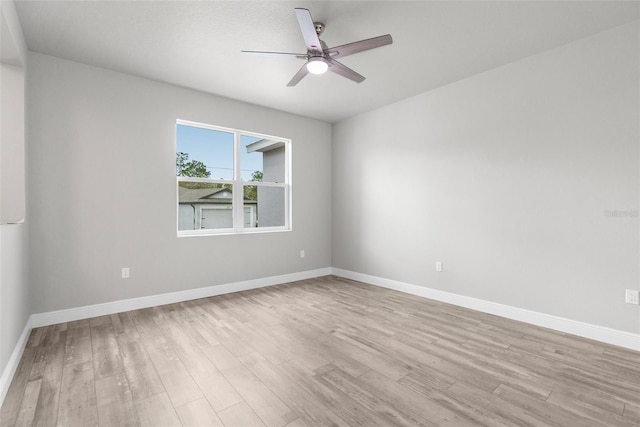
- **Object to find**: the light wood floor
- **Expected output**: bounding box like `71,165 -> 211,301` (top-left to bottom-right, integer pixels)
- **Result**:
1,276 -> 639,427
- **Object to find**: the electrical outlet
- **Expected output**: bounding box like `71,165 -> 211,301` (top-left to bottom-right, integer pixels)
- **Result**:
625,289 -> 639,305
300,250 -> 305,258
121,267 -> 130,279
435,261 -> 443,272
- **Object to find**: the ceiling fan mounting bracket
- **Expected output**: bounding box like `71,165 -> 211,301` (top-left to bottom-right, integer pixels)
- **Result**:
314,22 -> 325,36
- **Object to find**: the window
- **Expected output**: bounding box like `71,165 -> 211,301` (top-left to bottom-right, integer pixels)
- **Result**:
176,120 -> 291,235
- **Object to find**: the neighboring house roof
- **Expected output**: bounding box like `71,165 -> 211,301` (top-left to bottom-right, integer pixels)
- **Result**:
246,138 -> 285,153
178,185 -> 256,204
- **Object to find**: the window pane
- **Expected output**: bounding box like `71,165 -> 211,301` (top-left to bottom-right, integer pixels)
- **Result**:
177,125 -> 234,180
242,136 -> 286,182
178,182 -> 233,230
241,135 -> 263,182
244,185 -> 285,228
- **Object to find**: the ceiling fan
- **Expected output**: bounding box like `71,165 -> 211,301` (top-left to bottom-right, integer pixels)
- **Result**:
242,8 -> 393,87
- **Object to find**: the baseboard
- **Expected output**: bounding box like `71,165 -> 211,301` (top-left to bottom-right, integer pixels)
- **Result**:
31,267 -> 332,328
0,318 -> 32,407
332,268 -> 640,352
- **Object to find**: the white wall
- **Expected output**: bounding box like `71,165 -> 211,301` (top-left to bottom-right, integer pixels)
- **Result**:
0,0 -> 29,393
27,53 -> 332,314
333,22 -> 639,334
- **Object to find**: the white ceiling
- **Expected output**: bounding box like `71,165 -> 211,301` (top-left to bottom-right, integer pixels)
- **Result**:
14,1 -> 640,123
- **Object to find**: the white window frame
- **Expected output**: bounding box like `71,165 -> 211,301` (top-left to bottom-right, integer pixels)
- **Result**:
176,119 -> 292,236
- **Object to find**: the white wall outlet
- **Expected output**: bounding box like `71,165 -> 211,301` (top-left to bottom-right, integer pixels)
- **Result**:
300,250 -> 305,258
625,289 -> 639,305
121,267 -> 130,279
435,261 -> 443,272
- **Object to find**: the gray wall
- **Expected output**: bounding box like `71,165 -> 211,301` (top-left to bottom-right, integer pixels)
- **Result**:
0,0 -> 29,385
332,22 -> 639,333
27,53 -> 332,314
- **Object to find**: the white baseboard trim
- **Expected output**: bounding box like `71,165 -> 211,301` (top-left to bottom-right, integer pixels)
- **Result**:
31,267 -> 332,328
0,318 -> 32,407
332,268 -> 640,352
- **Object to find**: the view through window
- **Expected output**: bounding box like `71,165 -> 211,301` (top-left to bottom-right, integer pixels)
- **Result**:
176,120 -> 290,235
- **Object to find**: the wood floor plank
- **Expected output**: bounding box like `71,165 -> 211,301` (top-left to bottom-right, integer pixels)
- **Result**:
90,323 -> 124,380
129,309 -> 203,408
281,322 -> 369,377
12,379 -> 41,427
28,324 -> 65,382
3,276 -> 639,427
546,390 -> 638,427
134,392 -> 181,427
175,398 -> 224,427
89,316 -> 111,328
217,401 -> 266,427
115,329 -> 164,402
0,346 -> 37,426
31,325 -> 66,427
445,380 -> 551,426
436,336 -> 554,399
174,303 -> 221,348
394,335 -> 503,394
426,389 -> 513,427
57,360 -> 98,426
63,324 -> 92,367
114,312 -> 137,336
201,343 -> 244,373
397,367 -> 458,396
493,383 -> 604,427
489,343 -> 630,416
281,358 -> 391,427
140,334 -> 202,408
329,330 -> 412,381
315,364 -> 434,427
220,317 -> 291,366
239,352 -> 349,427
247,322 -> 329,371
221,363 -> 298,427
284,419 -> 309,427
622,403 -> 640,423
210,324 -> 258,358
161,319 -> 242,412
25,327 -> 44,349
109,313 -> 124,334
95,373 -> 138,427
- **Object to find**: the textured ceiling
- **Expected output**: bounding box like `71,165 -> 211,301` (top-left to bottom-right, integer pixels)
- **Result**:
14,1 -> 640,123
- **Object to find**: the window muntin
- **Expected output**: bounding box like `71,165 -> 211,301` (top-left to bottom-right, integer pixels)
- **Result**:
176,120 -> 290,235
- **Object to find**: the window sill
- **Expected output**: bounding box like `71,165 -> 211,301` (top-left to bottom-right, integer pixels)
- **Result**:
177,227 -> 292,238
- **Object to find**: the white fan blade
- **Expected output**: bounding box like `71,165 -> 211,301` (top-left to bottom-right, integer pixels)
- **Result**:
325,34 -> 393,59
295,8 -> 323,53
327,59 -> 365,83
287,63 -> 310,87
241,50 -> 307,59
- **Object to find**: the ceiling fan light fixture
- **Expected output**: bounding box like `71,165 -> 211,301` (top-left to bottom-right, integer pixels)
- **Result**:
306,57 -> 328,74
